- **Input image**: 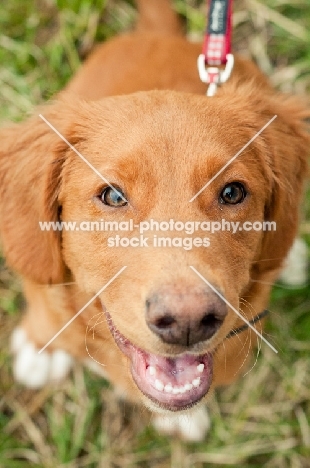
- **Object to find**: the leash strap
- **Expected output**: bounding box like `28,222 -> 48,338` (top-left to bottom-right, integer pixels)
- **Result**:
226,309 -> 270,340
198,0 -> 234,96
203,0 -> 232,66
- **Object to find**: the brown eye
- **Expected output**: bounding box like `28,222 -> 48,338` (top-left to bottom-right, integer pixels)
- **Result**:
100,187 -> 127,207
219,183 -> 246,205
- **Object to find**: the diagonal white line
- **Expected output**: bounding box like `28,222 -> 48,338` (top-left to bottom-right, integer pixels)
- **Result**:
38,266 -> 127,354
189,266 -> 278,354
39,114 -> 128,203
189,115 -> 277,202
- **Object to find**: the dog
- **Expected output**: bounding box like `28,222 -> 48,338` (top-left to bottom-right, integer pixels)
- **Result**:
0,0 -> 309,441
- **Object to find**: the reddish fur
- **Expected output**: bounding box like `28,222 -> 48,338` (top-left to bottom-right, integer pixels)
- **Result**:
0,0 -> 309,404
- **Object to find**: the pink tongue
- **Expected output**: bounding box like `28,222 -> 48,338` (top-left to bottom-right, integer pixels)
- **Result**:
131,348 -> 213,409
147,354 -> 203,386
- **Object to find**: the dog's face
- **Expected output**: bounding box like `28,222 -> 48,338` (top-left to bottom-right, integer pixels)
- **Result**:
0,89 -> 308,411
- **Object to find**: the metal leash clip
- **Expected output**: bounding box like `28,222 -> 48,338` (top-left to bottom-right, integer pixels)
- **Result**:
197,53 -> 234,96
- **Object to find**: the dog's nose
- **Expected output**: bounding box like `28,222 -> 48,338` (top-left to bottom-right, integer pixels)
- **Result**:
145,287 -> 227,346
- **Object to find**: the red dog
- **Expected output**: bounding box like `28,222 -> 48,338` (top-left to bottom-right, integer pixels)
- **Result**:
1,0 -> 309,440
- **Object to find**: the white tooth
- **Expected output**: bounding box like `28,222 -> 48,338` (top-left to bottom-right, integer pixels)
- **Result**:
172,387 -> 180,394
178,386 -> 186,394
155,379 -> 164,391
192,377 -> 201,388
197,363 -> 204,373
149,366 -> 156,376
164,384 -> 173,393
184,383 -> 193,391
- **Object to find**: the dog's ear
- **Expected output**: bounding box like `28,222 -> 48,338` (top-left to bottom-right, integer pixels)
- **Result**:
0,100 -> 81,284
256,95 -> 310,274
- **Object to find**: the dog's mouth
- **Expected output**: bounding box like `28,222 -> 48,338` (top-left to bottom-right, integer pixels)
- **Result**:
104,310 -> 213,411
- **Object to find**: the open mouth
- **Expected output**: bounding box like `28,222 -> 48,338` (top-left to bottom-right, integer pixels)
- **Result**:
104,310 -> 213,411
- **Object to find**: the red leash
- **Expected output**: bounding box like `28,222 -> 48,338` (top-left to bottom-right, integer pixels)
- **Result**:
198,0 -> 234,96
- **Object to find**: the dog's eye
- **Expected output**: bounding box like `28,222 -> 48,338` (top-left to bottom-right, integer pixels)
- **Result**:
100,187 -> 127,207
219,182 -> 246,205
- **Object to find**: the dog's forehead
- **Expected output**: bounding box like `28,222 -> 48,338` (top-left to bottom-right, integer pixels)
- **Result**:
76,90 -> 248,147
70,91 -> 255,168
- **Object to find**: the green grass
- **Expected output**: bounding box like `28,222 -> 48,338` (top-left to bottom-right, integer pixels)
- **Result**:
0,1 -> 310,467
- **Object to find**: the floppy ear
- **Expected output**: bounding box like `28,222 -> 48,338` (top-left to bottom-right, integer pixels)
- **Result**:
0,101 -> 80,284
256,94 -> 310,274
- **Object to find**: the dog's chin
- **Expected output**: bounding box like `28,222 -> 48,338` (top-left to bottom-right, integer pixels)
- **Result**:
104,310 -> 213,412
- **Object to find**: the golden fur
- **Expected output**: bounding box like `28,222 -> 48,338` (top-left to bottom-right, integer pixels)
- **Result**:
0,0 -> 309,413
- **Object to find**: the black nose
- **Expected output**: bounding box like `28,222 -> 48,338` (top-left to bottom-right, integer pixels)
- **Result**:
145,286 -> 227,346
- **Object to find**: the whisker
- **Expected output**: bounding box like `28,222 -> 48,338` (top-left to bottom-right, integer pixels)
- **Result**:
249,257 -> 285,264
37,281 -> 77,287
243,332 -> 262,377
250,278 -> 307,289
231,302 -> 263,375
243,307 -> 263,377
233,333 -> 251,376
84,313 -> 128,371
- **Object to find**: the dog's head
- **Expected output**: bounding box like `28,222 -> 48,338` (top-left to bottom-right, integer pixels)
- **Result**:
0,89 -> 308,411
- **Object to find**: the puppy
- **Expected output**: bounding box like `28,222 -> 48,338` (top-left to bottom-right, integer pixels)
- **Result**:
1,0 -> 309,441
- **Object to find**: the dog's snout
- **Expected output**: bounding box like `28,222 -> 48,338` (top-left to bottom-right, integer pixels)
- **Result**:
145,288 -> 227,346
